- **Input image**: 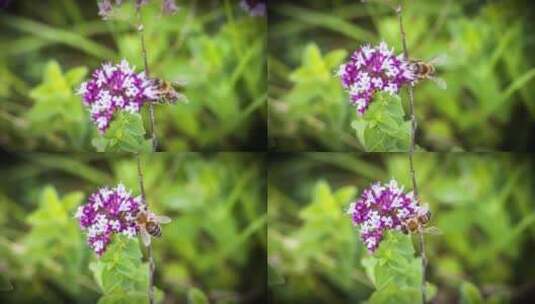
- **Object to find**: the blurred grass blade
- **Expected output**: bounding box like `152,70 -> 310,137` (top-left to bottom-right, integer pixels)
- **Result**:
272,4 -> 376,42
24,154 -> 113,185
1,15 -> 116,59
306,153 -> 386,180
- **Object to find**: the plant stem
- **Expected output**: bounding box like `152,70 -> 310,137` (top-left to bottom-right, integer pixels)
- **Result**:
396,4 -> 426,303
136,9 -> 157,151
136,153 -> 156,304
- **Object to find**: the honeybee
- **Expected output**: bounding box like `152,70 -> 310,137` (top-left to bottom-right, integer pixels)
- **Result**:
401,204 -> 442,235
135,205 -> 172,247
409,55 -> 448,90
153,78 -> 187,104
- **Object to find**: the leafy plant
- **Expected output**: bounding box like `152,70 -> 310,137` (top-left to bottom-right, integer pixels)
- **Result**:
268,1 -> 535,151
0,0 -> 266,151
27,61 -> 91,150
351,92 -> 410,151
268,153 -> 535,303
0,153 -> 266,303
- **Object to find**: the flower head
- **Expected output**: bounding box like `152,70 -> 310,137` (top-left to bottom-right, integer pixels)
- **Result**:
338,42 -> 416,115
75,184 -> 143,256
347,179 -> 425,252
161,0 -> 178,15
240,0 -> 266,17
97,0 -> 178,19
77,59 -> 159,133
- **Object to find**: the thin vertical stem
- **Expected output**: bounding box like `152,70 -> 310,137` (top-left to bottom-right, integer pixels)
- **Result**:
136,153 -> 156,304
136,9 -> 157,151
396,4 -> 426,303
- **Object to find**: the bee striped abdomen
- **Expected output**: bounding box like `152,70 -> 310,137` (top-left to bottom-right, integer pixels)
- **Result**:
146,222 -> 162,238
410,60 -> 435,79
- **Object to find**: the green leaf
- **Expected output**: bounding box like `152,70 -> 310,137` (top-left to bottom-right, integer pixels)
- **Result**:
97,290 -> 148,304
351,93 -> 410,151
361,232 -> 425,304
92,112 -> 153,152
89,235 -> 165,303
65,66 -> 88,86
460,281 -> 483,304
188,288 -> 209,304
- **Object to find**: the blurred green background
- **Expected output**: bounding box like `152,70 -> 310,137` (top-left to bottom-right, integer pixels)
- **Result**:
268,153 -> 535,303
0,0 -> 266,151
0,152 -> 266,303
268,0 -> 535,151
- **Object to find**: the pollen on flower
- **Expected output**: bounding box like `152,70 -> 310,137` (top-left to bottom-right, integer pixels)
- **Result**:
347,179 -> 426,252
77,59 -> 159,133
338,42 -> 416,115
240,0 -> 266,17
75,184 -> 143,256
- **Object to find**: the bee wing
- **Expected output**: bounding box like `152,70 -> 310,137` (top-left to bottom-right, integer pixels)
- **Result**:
430,76 -> 447,90
172,79 -> 188,87
155,215 -> 172,224
428,54 -> 448,66
422,226 -> 443,235
175,92 -> 189,103
140,228 -> 152,247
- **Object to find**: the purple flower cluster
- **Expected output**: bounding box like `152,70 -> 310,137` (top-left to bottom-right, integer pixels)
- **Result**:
98,0 -> 178,19
338,42 -> 416,115
347,180 -> 426,252
77,59 -> 159,133
240,0 -> 266,17
75,184 -> 142,256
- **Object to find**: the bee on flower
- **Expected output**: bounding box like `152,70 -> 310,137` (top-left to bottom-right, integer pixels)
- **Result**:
77,59 -> 160,133
75,184 -> 171,256
346,179 -> 436,252
338,42 -> 416,115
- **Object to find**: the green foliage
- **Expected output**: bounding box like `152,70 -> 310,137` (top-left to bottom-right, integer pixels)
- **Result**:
89,236 -> 163,304
26,61 -> 91,150
269,43 -> 354,150
269,0 -> 535,151
268,153 -> 535,303
19,186 -> 90,300
0,153 -> 266,303
460,281 -> 483,304
0,0 -> 266,151
269,181 -> 366,301
187,288 -> 209,304
351,93 -> 410,152
92,112 -> 152,152
362,232 -> 422,304
0,272 -> 12,291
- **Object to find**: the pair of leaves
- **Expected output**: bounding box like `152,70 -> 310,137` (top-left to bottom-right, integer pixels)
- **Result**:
89,235 -> 208,303
89,235 -> 162,304
351,92 -> 411,152
361,232 -> 435,304
92,112 -> 153,152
